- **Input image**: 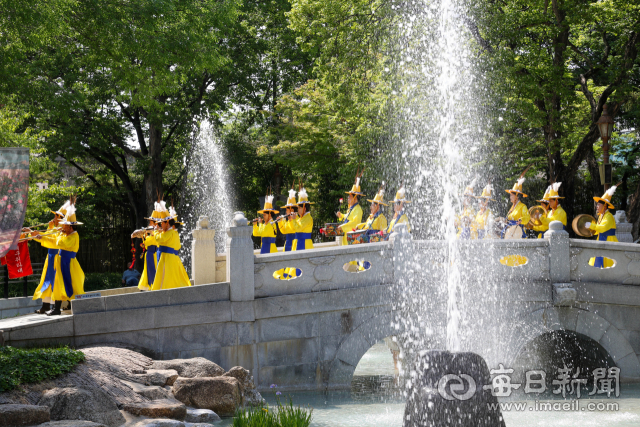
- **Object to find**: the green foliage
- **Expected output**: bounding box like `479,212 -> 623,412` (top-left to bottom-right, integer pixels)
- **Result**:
233,398 -> 312,427
0,346 -> 85,392
83,272 -> 124,292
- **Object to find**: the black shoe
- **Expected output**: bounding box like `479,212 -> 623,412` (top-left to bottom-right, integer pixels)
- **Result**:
46,301 -> 62,316
35,302 -> 51,314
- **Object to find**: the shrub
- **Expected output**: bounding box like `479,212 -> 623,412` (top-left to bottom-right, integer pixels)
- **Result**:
233,398 -> 312,427
0,346 -> 85,391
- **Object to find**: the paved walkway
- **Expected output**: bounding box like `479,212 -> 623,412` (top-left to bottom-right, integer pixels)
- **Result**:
0,312 -> 72,332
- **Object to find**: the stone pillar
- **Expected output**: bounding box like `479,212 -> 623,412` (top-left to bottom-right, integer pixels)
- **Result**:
615,211 -> 634,243
226,211 -> 255,302
191,216 -> 217,286
545,220 -> 573,306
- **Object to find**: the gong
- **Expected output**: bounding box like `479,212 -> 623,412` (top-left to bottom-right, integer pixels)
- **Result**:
572,214 -> 596,237
528,205 -> 547,227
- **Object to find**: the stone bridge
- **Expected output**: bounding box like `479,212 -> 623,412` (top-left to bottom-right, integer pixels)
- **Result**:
2,213 -> 640,391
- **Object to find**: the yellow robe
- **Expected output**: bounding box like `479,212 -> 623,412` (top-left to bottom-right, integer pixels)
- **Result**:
138,233 -> 158,291
387,213 -> 411,234
535,205 -> 567,238
253,221 -> 278,253
588,211 -> 618,268
473,208 -> 492,239
151,229 -> 191,290
274,219 -> 299,279
34,232 -> 85,301
292,212 -> 314,250
357,212 -> 387,232
32,224 -> 60,302
456,206 -> 476,239
338,204 -> 363,245
507,201 -> 530,224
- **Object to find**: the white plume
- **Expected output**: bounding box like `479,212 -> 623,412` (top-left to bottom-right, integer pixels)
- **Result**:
544,185 -> 551,196
517,177 -> 526,186
157,200 -> 168,212
469,177 -> 477,188
355,177 -> 360,187
552,182 -> 562,192
265,194 -> 274,205
605,185 -> 618,197
64,203 -> 76,218
169,206 -> 177,218
379,188 -> 385,196
58,200 -> 71,213
485,184 -> 494,194
397,186 -> 406,198
298,188 -> 308,199
288,188 -> 297,199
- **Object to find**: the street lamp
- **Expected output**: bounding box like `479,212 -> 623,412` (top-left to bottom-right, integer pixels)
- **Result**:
596,104 -> 614,190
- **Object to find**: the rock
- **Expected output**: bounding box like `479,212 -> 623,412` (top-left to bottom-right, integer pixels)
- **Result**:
132,370 -> 179,387
403,350 -> 505,427
184,408 -> 221,423
184,424 -> 214,427
222,367 -> 264,407
0,404 -> 50,426
137,386 -> 172,401
123,399 -> 187,420
151,359 -> 224,378
128,420 -> 184,427
38,387 -> 125,427
172,377 -> 241,416
38,422 -> 106,427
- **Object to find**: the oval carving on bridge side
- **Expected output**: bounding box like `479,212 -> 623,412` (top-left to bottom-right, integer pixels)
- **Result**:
343,260 -> 372,273
588,257 -> 617,269
273,268 -> 303,280
499,255 -> 529,267
314,265 -> 333,282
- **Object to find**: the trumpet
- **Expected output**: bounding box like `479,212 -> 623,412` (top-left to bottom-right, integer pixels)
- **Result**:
275,212 -> 296,222
131,226 -> 155,239
18,228 -> 62,243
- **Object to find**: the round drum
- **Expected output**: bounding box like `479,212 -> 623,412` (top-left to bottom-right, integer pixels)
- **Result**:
572,214 -> 596,237
324,223 -> 344,237
503,225 -> 524,239
347,229 -> 370,245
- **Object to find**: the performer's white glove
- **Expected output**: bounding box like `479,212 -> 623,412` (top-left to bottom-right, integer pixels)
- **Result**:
585,222 -> 591,228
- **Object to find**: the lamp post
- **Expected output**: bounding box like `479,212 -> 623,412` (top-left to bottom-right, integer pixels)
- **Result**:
596,104 -> 614,191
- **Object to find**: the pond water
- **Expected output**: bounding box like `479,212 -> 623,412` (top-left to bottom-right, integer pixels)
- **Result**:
220,342 -> 640,427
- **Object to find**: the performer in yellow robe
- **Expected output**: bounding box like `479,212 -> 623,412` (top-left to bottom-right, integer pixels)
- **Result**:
33,201 -> 85,315
473,183 -> 494,239
538,182 -> 567,238
253,195 -> 279,254
356,185 -> 388,232
588,185 -> 619,269
274,187 -> 300,280
532,186 -> 551,238
31,200 -> 68,313
293,187 -> 314,251
387,184 -> 411,234
457,181 -> 477,239
337,174 -> 364,245
137,203 -> 161,291
151,202 -> 191,290
503,171 -> 530,239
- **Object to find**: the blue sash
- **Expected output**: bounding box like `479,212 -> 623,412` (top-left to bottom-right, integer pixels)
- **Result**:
341,204 -> 359,225
40,249 -> 58,293
59,249 -> 76,297
500,220 -> 526,239
157,245 -> 180,258
284,234 -> 294,252
261,237 -> 276,254
593,228 -> 617,268
460,227 -> 471,240
294,233 -> 312,251
477,230 -> 485,239
146,245 -> 157,283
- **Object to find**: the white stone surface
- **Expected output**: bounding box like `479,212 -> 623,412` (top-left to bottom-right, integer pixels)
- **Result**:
226,212 -> 254,302
191,228 -> 217,286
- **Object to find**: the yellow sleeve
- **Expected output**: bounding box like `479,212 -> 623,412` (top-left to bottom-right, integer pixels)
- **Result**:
56,233 -> 78,251
38,233 -> 59,249
400,214 -> 411,233
277,220 -> 286,234
253,223 -> 261,237
260,222 -> 276,238
155,229 -> 173,245
341,205 -> 363,233
519,203 -> 530,225
554,208 -> 567,226
374,215 -> 387,231
591,213 -> 615,233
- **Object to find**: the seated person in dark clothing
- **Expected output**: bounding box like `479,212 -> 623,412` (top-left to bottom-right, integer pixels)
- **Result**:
122,268 -> 141,287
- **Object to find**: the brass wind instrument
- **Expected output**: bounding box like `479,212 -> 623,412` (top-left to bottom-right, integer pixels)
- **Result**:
17,228 -> 62,243
131,226 -> 155,239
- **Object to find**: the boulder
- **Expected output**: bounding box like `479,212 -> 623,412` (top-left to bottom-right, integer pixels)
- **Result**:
38,422 -> 106,427
136,386 -> 172,401
38,387 -> 125,427
184,408 -> 221,423
133,370 -> 179,387
172,377 -> 240,416
223,367 -> 264,407
0,404 -> 50,426
122,399 -> 186,420
151,359 -> 224,378
127,420 -> 184,427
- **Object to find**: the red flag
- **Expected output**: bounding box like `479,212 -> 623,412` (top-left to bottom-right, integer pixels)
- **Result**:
4,241 -> 33,279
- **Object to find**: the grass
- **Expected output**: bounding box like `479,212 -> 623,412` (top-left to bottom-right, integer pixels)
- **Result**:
233,398 -> 313,427
0,346 -> 85,392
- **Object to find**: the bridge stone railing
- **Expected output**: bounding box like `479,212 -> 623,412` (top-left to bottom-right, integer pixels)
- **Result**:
570,239 -> 640,285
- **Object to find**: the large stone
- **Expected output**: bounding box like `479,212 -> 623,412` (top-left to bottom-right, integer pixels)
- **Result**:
184,409 -> 221,424
38,422 -> 106,427
38,387 -> 125,427
151,358 -> 224,378
0,404 -> 50,426
128,420 -> 184,427
223,366 -> 264,406
122,400 -> 187,420
403,350 -> 505,427
172,377 -> 241,416
133,370 -> 179,386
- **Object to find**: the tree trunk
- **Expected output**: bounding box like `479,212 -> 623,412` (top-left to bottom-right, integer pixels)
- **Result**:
144,120 -> 164,222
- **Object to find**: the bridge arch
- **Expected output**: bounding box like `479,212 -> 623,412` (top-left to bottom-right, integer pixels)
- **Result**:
326,310 -> 400,389
507,307 -> 640,378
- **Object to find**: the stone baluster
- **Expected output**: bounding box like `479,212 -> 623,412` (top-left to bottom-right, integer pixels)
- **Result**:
226,211 -> 255,301
615,211 -> 634,243
191,216 -> 217,286
545,220 -> 575,306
